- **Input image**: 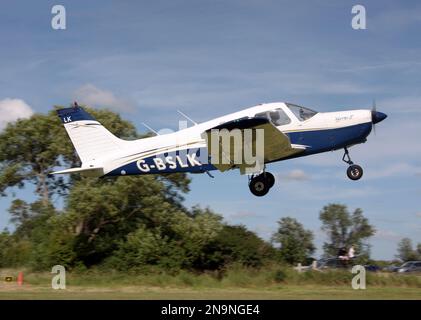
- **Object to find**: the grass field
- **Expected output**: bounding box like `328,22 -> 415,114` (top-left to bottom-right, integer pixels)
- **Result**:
1,268 -> 420,300
0,284 -> 420,300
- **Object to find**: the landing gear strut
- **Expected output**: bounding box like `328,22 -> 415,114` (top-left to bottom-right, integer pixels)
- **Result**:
248,171 -> 275,197
342,147 -> 363,181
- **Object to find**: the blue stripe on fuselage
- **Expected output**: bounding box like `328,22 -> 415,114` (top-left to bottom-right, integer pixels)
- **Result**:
105,122 -> 372,176
105,148 -> 217,176
286,121 -> 372,156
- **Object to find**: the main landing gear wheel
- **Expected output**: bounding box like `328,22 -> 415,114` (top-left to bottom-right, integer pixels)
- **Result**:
347,165 -> 363,180
342,147 -> 363,181
249,172 -> 275,197
263,172 -> 275,188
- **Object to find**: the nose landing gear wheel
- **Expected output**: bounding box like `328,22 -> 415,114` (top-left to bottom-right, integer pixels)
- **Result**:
347,164 -> 363,180
249,173 -> 273,197
342,147 -> 364,181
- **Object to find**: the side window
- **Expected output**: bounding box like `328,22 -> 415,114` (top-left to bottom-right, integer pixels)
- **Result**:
255,112 -> 268,119
269,109 -> 291,126
255,109 -> 291,126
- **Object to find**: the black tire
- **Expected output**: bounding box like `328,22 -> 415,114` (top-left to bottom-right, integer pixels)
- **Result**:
347,164 -> 363,180
263,172 -> 275,188
249,175 -> 270,197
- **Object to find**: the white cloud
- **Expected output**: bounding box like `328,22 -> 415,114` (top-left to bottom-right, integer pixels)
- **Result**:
380,96 -> 421,114
73,84 -> 133,112
0,98 -> 34,130
279,169 -> 311,181
275,180 -> 379,201
370,7 -> 421,32
333,61 -> 421,74
252,224 -> 275,240
229,211 -> 261,219
374,229 -> 401,241
363,162 -> 421,180
355,119 -> 421,163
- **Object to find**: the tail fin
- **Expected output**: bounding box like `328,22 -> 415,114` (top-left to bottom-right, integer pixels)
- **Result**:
57,106 -> 127,164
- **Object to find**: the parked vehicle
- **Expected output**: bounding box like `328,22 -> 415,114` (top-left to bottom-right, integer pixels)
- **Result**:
395,261 -> 421,273
316,258 -> 351,270
383,265 -> 400,272
315,258 -> 381,272
363,264 -> 381,272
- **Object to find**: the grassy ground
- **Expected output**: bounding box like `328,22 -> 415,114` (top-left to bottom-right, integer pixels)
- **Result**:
0,268 -> 420,300
0,284 -> 420,300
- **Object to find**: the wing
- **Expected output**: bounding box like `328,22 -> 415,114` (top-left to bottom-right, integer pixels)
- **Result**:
201,117 -> 306,174
51,166 -> 104,177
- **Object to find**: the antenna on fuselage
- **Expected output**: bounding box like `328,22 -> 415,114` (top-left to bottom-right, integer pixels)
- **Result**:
141,122 -> 159,135
177,109 -> 197,126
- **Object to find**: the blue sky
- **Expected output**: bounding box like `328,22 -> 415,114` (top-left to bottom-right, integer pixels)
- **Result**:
0,0 -> 420,260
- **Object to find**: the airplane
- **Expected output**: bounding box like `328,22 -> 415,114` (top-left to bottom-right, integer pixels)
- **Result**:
52,101 -> 387,196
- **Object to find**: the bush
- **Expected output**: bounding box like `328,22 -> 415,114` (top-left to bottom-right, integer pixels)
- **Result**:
273,269 -> 287,283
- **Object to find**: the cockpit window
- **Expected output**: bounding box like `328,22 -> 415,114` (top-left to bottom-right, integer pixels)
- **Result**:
286,103 -> 317,121
255,108 -> 291,126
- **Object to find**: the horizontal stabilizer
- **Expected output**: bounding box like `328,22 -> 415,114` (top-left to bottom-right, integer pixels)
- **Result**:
51,167 -> 104,177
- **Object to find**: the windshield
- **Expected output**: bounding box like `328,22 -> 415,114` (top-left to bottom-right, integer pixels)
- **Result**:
286,103 -> 318,121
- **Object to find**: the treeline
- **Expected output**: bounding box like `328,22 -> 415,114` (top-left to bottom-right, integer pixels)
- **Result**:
0,107 -> 376,272
396,238 -> 421,261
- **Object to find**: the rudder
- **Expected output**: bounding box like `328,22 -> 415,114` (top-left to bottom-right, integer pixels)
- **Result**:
57,105 -> 127,164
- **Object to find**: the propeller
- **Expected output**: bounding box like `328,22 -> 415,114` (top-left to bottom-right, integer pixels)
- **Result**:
370,99 -> 387,134
371,99 -> 377,134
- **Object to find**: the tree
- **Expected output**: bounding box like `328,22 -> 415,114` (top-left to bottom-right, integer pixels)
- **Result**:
0,105 -> 192,270
8,199 -> 55,239
0,230 -> 31,267
396,238 -> 419,261
108,207 -> 224,271
271,217 -> 315,264
319,204 -> 375,259
0,106 -> 137,204
58,172 -> 191,267
198,224 -> 275,269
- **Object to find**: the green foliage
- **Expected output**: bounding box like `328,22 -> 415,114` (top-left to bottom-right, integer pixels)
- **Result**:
396,238 -> 421,261
106,206 -> 224,271
271,217 -> 315,264
0,106 -> 137,202
319,204 -> 375,260
0,106 -> 193,270
106,226 -> 166,269
0,106 -> 389,278
62,174 -> 192,267
198,225 -> 275,270
273,269 -> 287,283
17,265 -> 421,290
0,231 -> 32,267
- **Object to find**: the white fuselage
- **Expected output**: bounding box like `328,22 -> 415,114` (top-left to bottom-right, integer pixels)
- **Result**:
81,102 -> 372,175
